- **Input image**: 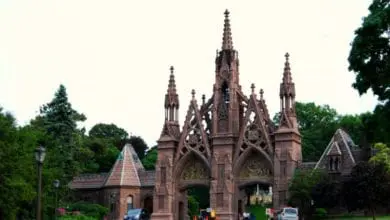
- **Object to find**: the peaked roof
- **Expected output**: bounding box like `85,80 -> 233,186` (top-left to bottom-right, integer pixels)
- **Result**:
314,129 -> 357,174
327,142 -> 342,156
104,144 -> 143,187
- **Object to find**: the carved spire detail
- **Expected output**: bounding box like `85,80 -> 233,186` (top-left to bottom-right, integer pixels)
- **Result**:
282,53 -> 292,84
222,9 -> 233,50
165,66 -> 179,108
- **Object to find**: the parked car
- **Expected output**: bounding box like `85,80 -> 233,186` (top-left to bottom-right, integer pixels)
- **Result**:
124,208 -> 150,220
277,207 -> 298,220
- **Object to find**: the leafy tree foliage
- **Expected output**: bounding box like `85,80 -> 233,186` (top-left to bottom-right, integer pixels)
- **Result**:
288,169 -> 326,219
369,143 -> 390,171
89,123 -> 128,141
348,0 -> 390,146
124,136 -> 148,160
142,146 -> 158,170
311,178 -> 342,209
273,102 -> 364,161
348,0 -> 390,104
343,161 -> 390,219
0,109 -> 36,219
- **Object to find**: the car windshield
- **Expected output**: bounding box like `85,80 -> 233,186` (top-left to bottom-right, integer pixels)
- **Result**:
127,209 -> 141,215
284,208 -> 297,215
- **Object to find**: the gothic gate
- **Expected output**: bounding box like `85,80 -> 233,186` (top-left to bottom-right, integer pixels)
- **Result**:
151,10 -> 302,220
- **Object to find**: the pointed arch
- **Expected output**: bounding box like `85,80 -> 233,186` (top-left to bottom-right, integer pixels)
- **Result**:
173,148 -> 211,181
234,95 -> 273,161
175,100 -> 211,162
233,146 -> 273,178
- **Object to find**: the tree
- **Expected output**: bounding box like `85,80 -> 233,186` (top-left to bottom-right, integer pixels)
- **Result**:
288,169 -> 326,219
369,143 -> 390,171
39,84 -> 86,140
273,102 -> 366,161
88,123 -> 128,141
0,108 -> 36,219
141,146 -> 158,170
123,136 -> 148,160
348,0 -> 390,104
274,102 -> 339,161
343,161 -> 390,219
311,178 -> 342,210
348,0 -> 390,146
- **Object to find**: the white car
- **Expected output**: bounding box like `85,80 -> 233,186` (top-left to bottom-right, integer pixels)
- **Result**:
277,207 -> 298,220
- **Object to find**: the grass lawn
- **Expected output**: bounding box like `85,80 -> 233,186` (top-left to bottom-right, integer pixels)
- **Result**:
246,205 -> 269,220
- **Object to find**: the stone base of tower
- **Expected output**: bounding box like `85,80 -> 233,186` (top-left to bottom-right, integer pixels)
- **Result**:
150,213 -> 174,220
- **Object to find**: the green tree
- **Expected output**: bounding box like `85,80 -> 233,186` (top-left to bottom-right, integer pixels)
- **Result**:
348,0 -> 390,104
274,102 -> 339,161
369,143 -> 390,171
311,178 -> 342,210
348,0 -> 390,145
0,108 -> 36,219
288,169 -> 326,219
141,146 -> 158,170
37,84 -> 87,178
89,123 -> 128,141
123,136 -> 148,160
273,102 -> 366,161
343,161 -> 390,219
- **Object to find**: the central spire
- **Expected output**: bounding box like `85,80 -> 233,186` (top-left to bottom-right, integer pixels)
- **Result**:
222,9 -> 233,50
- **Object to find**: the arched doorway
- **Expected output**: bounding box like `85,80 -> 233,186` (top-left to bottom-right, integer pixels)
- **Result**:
233,147 -> 273,219
143,196 -> 153,214
175,153 -> 211,220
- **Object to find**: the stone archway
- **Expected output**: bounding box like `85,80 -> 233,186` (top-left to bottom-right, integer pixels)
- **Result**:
233,147 -> 274,216
174,152 -> 211,220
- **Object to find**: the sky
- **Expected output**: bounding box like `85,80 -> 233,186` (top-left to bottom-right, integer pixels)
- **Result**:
0,0 -> 378,147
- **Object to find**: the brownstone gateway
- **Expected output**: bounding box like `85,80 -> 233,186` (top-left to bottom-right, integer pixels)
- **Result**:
152,10 -> 302,220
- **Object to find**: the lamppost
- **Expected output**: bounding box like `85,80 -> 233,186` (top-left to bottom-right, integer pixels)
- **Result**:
35,146 -> 46,220
53,179 -> 60,220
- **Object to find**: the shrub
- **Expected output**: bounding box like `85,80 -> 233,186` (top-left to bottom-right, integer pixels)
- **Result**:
67,201 -> 108,219
313,208 -> 328,219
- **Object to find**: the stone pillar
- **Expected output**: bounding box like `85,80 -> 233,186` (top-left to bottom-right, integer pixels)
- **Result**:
210,136 -> 236,220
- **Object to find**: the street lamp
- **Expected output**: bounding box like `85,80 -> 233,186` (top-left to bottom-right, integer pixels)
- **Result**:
53,179 -> 60,220
35,146 -> 46,220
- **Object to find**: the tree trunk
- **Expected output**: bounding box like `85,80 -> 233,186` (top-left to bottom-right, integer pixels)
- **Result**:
246,192 -> 251,206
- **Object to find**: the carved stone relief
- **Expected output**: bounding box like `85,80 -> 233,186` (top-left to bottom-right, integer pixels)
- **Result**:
239,156 -> 271,178
181,160 -> 208,180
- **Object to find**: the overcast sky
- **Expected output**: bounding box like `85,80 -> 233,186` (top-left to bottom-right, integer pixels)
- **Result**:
0,0 -> 378,147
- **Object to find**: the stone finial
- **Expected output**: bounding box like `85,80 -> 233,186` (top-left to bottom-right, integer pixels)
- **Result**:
222,9 -> 233,50
202,94 -> 206,105
170,65 -> 174,74
282,52 -> 292,84
260,88 -> 264,99
250,83 -> 255,94
191,89 -> 196,99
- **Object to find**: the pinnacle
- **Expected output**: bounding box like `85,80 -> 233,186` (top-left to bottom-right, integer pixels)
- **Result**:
260,88 -> 264,99
282,52 -> 292,84
222,9 -> 233,50
251,83 -> 255,94
191,89 -> 196,99
168,66 -> 176,90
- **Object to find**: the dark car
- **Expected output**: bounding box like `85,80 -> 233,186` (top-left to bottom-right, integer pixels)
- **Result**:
124,208 -> 150,220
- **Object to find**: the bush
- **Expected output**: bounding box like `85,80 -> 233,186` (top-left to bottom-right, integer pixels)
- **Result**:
313,208 -> 328,219
59,215 -> 97,220
68,201 -> 108,219
188,195 -> 200,217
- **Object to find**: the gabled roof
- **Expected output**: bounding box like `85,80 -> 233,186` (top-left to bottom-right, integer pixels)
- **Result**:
314,129 -> 357,174
327,142 -> 342,156
104,144 -> 142,187
69,173 -> 108,189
